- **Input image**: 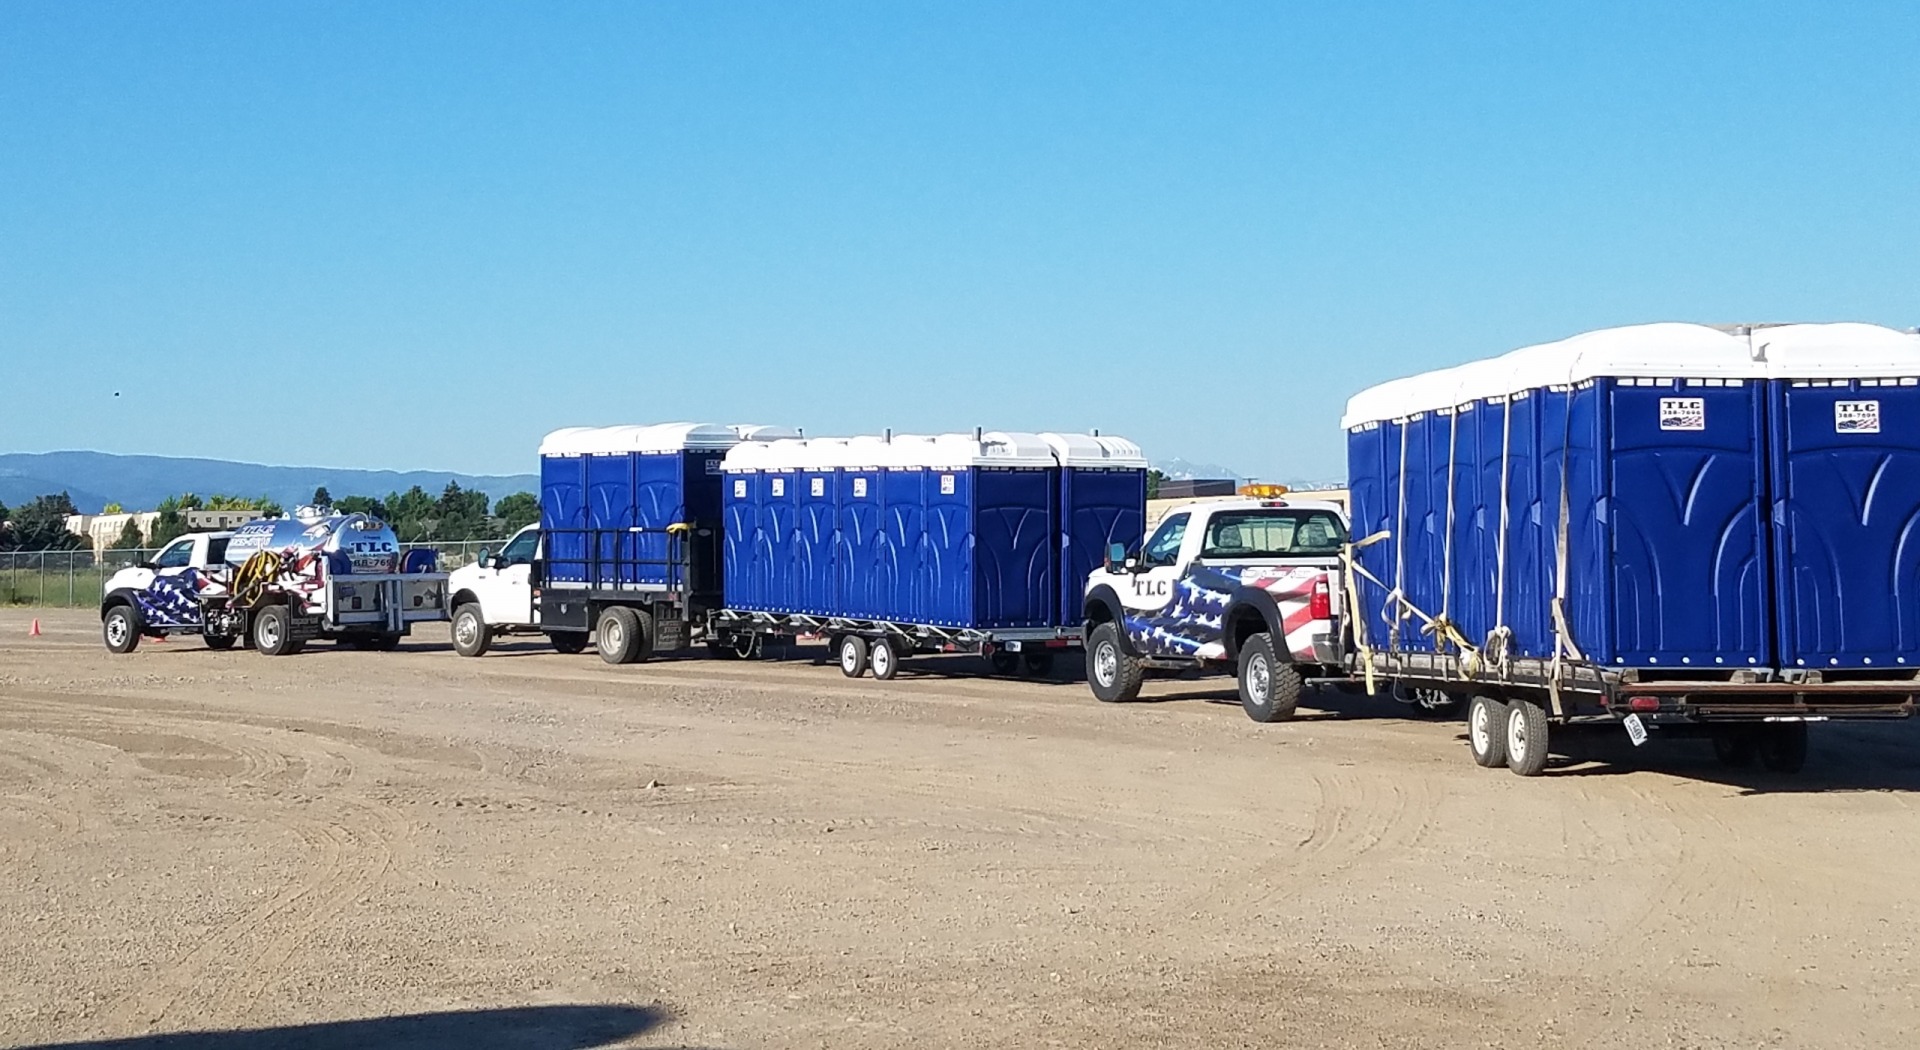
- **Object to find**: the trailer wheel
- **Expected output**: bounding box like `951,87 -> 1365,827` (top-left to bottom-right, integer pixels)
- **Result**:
1504,699 -> 1551,776
1086,622 -> 1143,703
102,604 -> 141,654
869,638 -> 900,680
597,606 -> 653,664
253,606 -> 296,657
1758,723 -> 1808,774
1021,651 -> 1056,678
1467,694 -> 1508,768
987,649 -> 1020,676
1711,730 -> 1757,768
837,634 -> 870,678
548,631 -> 590,655
451,604 -> 491,658
1237,634 -> 1302,723
203,632 -> 238,651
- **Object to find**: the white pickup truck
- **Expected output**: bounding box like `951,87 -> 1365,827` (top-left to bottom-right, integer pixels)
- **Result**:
1079,495 -> 1351,721
444,525 -> 591,657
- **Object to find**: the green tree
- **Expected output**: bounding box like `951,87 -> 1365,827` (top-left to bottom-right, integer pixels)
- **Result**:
1146,468 -> 1168,500
0,499 -> 12,550
103,502 -> 124,514
494,491 -> 539,533
335,494 -> 390,521
111,516 -> 146,550
312,485 -> 332,507
148,494 -> 200,547
384,486 -> 438,542
10,493 -> 84,551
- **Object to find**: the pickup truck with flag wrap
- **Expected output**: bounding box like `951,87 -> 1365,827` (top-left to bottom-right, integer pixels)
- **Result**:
1080,491 -> 1348,721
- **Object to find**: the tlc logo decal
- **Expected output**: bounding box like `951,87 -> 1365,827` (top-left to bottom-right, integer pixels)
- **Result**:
1130,577 -> 1170,598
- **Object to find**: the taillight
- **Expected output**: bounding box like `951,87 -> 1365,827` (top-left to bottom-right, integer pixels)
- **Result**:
1309,578 -> 1331,620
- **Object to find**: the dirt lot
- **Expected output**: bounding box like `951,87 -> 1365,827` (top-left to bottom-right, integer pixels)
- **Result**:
4,609 -> 1920,1049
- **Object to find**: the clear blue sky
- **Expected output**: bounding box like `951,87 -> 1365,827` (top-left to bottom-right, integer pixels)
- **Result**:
3,2 -> 1915,482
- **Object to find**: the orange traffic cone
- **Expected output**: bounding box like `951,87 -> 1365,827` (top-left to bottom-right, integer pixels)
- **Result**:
28,618 -> 41,637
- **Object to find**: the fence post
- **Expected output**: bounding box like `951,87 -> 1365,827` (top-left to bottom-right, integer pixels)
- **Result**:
68,552 -> 76,607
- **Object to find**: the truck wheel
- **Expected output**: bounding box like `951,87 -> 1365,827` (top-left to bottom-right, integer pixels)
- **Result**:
1237,634 -> 1302,723
869,638 -> 900,680
548,631 -> 590,655
204,633 -> 238,651
597,606 -> 653,664
1086,622 -> 1143,703
987,649 -> 1020,676
837,634 -> 870,678
451,604 -> 492,657
1021,651 -> 1056,678
1467,694 -> 1508,767
1504,699 -> 1552,776
1711,730 -> 1757,768
102,605 -> 141,654
253,606 -> 296,657
1759,723 -> 1809,774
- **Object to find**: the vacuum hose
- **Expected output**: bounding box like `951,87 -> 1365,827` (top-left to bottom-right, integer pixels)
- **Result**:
230,550 -> 287,608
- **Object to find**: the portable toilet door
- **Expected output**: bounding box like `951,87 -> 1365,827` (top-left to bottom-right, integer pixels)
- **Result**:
538,428 -> 596,586
879,443 -> 931,624
721,468 -> 762,611
1040,433 -> 1148,631
1601,375 -> 1772,669
1764,324 -> 1920,671
965,432 -> 1058,630
797,461 -> 839,617
586,447 -> 636,585
836,439 -> 888,621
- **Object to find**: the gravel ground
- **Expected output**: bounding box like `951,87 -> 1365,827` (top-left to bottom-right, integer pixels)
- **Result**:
4,608 -> 1920,1049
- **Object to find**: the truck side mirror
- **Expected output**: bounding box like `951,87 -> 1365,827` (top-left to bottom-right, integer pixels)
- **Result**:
476,549 -> 493,569
1106,543 -> 1127,573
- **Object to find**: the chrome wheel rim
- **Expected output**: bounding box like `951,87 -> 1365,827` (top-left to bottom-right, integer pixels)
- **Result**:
1507,707 -> 1530,763
1248,655 -> 1270,704
454,613 -> 478,647
105,615 -> 128,648
1092,643 -> 1117,687
259,619 -> 280,649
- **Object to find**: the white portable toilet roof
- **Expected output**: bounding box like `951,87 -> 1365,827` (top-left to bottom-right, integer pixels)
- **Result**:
1754,323 -> 1920,379
1342,323 -> 1766,429
1039,432 -> 1148,469
539,423 -> 742,455
728,423 -> 803,442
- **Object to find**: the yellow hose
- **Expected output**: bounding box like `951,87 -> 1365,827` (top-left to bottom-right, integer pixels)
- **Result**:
230,550 -> 285,608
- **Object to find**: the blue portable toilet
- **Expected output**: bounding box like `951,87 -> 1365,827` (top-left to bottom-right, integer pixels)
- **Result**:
721,436 -> 793,613
541,423 -> 775,595
832,437 -> 891,621
903,432 -> 1058,630
1343,325 -> 1773,672
1761,323 -> 1920,671
1040,433 -> 1148,629
796,442 -> 842,618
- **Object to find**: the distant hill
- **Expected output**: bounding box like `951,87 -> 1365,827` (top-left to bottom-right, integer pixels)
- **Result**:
0,451 -> 539,514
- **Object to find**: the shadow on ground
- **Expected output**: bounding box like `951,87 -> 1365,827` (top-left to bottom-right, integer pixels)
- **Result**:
16,1004 -> 674,1050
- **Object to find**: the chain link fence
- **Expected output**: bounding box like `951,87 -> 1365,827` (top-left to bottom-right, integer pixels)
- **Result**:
0,540 -> 500,608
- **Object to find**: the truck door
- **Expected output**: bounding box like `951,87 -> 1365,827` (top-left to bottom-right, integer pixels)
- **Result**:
1122,512 -> 1193,656
481,528 -> 539,625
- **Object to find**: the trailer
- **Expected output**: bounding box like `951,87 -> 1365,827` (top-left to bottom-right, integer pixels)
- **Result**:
447,425 -> 1148,681
100,509 -> 450,655
1342,323 -> 1920,775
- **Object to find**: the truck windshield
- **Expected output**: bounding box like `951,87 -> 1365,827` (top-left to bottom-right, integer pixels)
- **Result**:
1201,509 -> 1345,558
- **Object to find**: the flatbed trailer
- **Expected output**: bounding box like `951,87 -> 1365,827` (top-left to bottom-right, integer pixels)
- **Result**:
708,608 -> 1078,679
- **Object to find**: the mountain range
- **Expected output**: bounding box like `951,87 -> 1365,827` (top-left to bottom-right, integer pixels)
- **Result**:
0,451 -> 539,514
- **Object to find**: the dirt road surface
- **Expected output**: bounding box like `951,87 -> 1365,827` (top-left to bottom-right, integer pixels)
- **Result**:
4,608 -> 1920,1049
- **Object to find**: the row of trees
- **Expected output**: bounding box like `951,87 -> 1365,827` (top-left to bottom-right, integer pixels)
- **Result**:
0,484 -> 540,552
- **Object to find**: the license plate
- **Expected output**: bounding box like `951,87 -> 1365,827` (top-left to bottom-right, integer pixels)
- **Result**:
1623,713 -> 1649,747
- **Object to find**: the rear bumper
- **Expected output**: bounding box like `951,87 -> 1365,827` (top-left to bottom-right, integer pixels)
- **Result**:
1607,681 -> 1919,722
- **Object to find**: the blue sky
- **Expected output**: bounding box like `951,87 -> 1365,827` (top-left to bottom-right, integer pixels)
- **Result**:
2,1 -> 1915,482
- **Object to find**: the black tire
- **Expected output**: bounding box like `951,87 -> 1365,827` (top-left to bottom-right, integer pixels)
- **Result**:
596,606 -> 653,665
548,631 -> 591,654
1021,650 -> 1056,678
451,604 -> 491,658
837,634 -> 870,678
252,605 -> 296,657
1237,634 -> 1302,723
1712,730 -> 1758,768
1086,622 -> 1143,703
1504,699 -> 1552,777
1467,694 -> 1508,767
203,632 -> 238,651
869,638 -> 901,680
102,604 -> 141,655
987,649 -> 1020,676
1759,723 -> 1809,774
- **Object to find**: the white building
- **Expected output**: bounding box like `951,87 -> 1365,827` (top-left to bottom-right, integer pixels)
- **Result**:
64,512 -> 162,555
